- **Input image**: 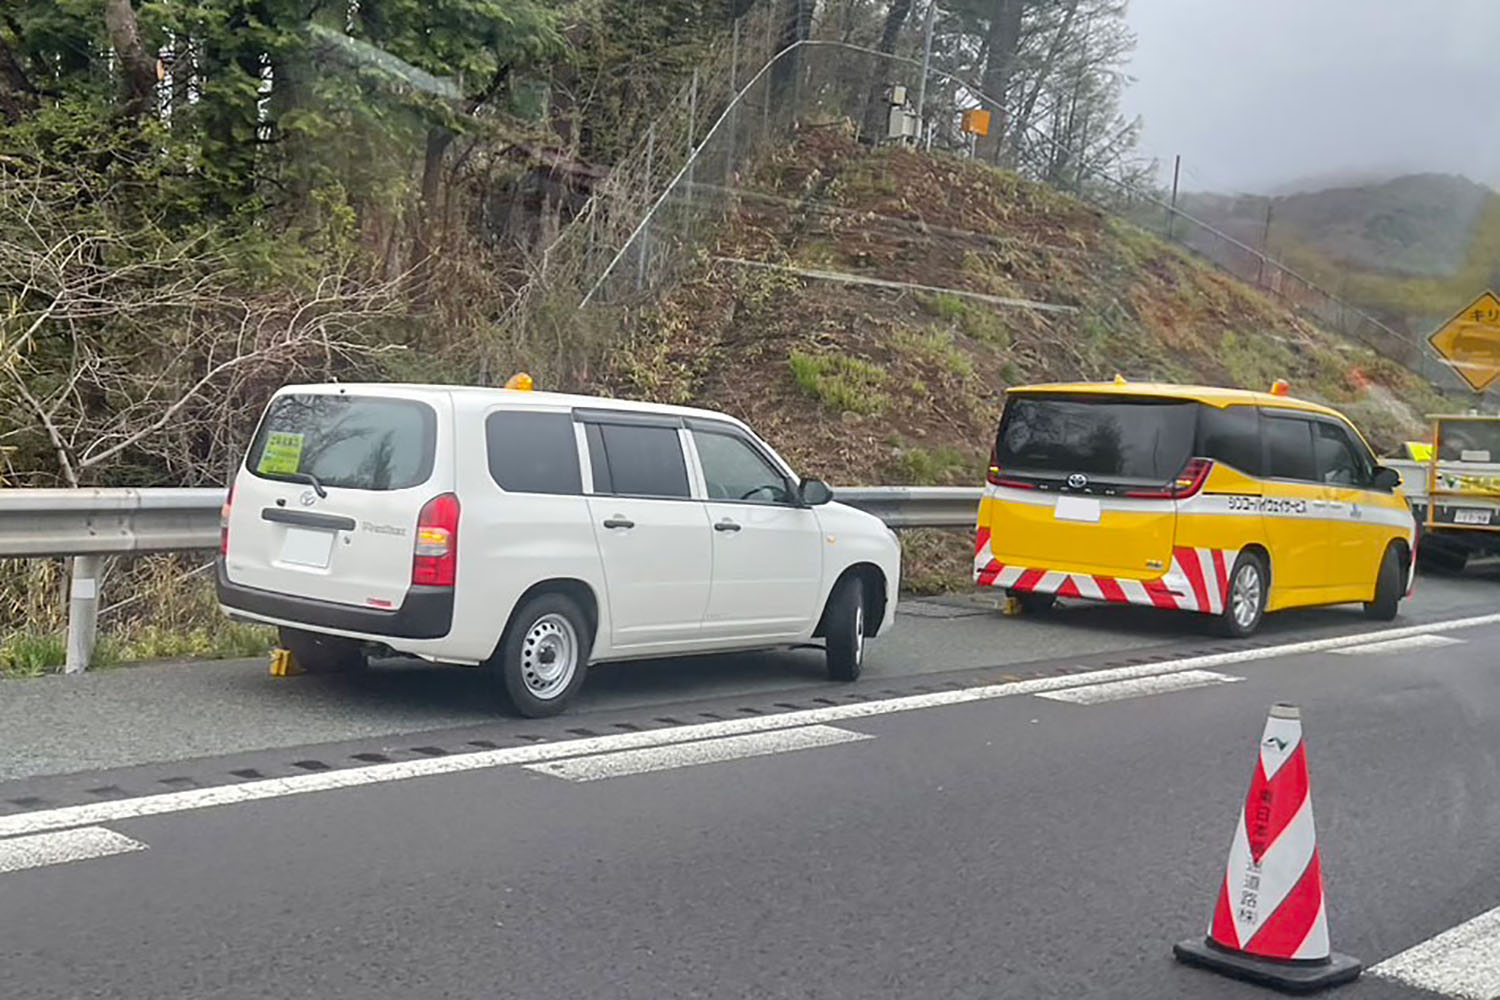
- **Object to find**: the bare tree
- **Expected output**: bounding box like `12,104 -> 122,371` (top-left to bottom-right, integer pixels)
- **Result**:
0,176 -> 409,488
975,0 -> 1023,161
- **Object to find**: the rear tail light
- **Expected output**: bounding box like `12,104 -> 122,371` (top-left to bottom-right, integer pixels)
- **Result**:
220,482 -> 235,556
986,446 -> 1036,489
1126,458 -> 1214,500
412,493 -> 460,587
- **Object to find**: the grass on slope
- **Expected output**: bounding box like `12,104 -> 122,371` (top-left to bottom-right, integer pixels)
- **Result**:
600,130 -> 1461,590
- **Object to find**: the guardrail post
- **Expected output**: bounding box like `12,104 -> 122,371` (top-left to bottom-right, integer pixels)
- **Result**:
64,554 -> 102,674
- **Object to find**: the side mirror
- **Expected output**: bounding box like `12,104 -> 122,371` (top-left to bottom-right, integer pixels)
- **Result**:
1371,466 -> 1401,491
800,478 -> 834,506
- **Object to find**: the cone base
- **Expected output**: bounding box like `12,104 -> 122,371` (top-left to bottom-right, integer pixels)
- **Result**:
1173,938 -> 1361,994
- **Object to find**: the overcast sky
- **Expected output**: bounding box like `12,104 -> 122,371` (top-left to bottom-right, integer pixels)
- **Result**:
1121,0 -> 1500,194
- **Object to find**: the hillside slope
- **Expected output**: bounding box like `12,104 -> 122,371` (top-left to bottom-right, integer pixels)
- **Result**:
1180,174 -> 1500,330
1183,174 -> 1493,278
603,131 -> 1451,496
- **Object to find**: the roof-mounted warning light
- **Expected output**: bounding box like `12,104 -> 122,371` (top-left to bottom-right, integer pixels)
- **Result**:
1113,373 -> 1128,385
1270,379 -> 1290,396
505,372 -> 534,391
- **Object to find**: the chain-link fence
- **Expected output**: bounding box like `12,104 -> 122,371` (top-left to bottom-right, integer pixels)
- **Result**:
507,6 -> 1480,397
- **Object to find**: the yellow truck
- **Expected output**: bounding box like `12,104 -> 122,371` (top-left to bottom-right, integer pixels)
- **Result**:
1389,414 -> 1500,570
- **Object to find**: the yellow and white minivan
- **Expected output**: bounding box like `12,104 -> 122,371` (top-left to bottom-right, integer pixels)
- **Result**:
975,381 -> 1417,636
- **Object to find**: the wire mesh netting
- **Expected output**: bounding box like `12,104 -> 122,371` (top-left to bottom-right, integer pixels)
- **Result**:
504,3 -> 1481,398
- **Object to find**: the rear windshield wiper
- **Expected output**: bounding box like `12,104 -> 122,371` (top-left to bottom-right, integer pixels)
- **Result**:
270,470 -> 328,498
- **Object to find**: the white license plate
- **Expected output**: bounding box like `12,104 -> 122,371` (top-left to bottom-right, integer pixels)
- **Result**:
1453,509 -> 1492,525
280,526 -> 335,568
1054,495 -> 1102,523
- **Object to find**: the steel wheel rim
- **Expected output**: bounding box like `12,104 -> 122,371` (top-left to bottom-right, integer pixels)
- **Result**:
521,614 -> 578,700
853,602 -> 865,664
1231,564 -> 1261,630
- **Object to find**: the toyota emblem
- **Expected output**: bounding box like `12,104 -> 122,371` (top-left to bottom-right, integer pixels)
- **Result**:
1067,473 -> 1088,490
299,490 -> 318,507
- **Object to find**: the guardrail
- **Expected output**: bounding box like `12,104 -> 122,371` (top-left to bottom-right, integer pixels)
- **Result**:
0,485 -> 981,673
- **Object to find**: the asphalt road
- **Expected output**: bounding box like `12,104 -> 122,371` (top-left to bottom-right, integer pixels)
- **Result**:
1,566 -> 1496,783
2,595 -> 1499,998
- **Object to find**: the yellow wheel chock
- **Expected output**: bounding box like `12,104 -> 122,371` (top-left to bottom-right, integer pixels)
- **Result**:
269,647 -> 303,677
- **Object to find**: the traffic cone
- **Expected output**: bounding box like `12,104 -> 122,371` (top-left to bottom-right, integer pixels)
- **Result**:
1173,703 -> 1362,993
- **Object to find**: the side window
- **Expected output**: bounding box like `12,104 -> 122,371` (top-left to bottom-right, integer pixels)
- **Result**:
1314,422 -> 1369,487
587,422 -> 691,498
693,430 -> 794,504
485,411 -> 582,495
1197,404 -> 1263,476
1263,414 -> 1318,482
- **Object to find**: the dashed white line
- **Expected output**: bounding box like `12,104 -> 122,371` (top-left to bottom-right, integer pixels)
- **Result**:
0,826 -> 147,875
1370,903 -> 1500,999
1332,634 -> 1465,656
1035,670 -> 1243,705
0,612 -> 1495,839
524,725 -> 873,782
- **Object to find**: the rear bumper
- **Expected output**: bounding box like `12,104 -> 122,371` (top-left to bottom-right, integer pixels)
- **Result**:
215,559 -> 453,639
973,531 -> 1234,616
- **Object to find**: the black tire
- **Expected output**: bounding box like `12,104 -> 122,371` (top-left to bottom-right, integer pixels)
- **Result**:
277,627 -> 366,673
1217,551 -> 1268,638
1012,591 -> 1056,615
493,593 -> 591,718
1364,545 -> 1403,621
825,576 -> 866,682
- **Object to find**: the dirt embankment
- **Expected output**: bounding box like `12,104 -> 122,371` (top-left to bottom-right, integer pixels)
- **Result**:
598,132 -> 1452,590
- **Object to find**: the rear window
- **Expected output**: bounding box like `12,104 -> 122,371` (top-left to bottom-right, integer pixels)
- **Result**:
1197,404 -> 1263,477
1438,419 -> 1500,462
247,394 -> 436,491
586,422 -> 691,498
995,394 -> 1197,483
1262,413 -> 1318,482
485,411 -> 582,495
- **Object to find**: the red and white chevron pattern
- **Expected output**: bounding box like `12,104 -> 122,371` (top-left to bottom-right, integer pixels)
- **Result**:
972,529 -> 1238,614
1207,705 -> 1331,961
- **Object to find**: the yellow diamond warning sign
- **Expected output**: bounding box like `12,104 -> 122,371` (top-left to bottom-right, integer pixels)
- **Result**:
1430,290 -> 1500,392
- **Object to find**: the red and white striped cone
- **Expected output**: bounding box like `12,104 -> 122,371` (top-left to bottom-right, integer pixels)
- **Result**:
1174,704 -> 1362,993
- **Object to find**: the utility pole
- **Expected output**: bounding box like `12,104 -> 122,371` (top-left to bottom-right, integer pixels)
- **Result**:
1166,153 -> 1181,241
915,1 -> 938,145
1257,198 -> 1273,286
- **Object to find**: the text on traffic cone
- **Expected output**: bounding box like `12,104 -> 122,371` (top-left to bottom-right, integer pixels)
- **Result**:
1208,703 -> 1331,961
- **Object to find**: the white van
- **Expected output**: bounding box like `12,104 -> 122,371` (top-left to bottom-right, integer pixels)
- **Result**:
217,383 -> 901,716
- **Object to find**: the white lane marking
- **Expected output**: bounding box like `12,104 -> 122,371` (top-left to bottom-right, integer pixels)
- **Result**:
2,612 -> 1498,839
1332,634 -> 1465,656
524,725 -> 872,782
1369,903 -> 1500,999
1035,669 -> 1243,705
0,826 -> 147,875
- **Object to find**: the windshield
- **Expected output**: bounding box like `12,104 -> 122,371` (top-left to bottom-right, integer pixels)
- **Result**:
246,395 -> 436,491
995,394 -> 1198,483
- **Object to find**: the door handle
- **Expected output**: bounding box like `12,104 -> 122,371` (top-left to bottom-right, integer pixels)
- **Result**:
714,519 -> 742,533
602,517 -> 635,529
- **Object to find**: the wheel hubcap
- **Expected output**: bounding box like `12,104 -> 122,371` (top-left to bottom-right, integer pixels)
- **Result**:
1231,564 -> 1261,630
520,614 -> 578,700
